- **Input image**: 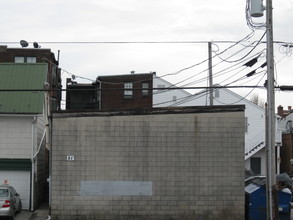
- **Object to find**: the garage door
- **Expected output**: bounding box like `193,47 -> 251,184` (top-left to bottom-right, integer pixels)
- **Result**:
0,170 -> 30,210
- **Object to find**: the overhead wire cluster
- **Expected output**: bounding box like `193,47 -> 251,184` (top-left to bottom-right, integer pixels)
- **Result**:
37,33 -> 291,108
55,31 -> 269,108
153,30 -> 270,107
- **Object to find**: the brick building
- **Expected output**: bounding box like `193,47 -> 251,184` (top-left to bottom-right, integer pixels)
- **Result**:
98,73 -> 153,111
0,45 -> 62,110
66,73 -> 153,111
278,106 -> 293,174
66,79 -> 99,110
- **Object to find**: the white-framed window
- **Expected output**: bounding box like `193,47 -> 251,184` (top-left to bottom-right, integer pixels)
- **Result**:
26,57 -> 36,63
14,56 -> 36,63
124,82 -> 133,98
14,57 -> 24,63
142,82 -> 149,96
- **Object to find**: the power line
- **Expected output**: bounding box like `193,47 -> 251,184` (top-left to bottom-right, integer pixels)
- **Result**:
0,85 -> 266,92
212,31 -> 266,63
1,40 -> 260,45
167,71 -> 267,107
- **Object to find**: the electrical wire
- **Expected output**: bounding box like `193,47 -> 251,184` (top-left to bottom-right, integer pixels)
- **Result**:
1,40 -> 261,45
60,30 -> 260,88
48,36 -> 284,92
213,72 -> 267,105
163,64 -> 267,107
234,70 -> 267,86
179,50 -> 265,88
156,33 -> 265,92
153,49 -> 265,98
62,69 -> 94,82
159,31 -> 257,79
212,31 -> 266,63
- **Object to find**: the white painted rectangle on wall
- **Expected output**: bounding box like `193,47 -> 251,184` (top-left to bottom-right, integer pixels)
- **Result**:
80,181 -> 153,196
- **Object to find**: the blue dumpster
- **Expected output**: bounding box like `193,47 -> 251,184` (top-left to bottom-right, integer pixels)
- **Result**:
278,190 -> 291,220
245,183 -> 266,220
245,183 -> 292,220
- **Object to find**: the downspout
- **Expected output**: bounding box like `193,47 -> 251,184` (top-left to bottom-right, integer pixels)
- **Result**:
31,116 -> 37,211
44,83 -> 52,219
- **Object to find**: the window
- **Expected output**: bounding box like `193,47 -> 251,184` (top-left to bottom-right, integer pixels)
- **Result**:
14,57 -> 24,63
15,56 -> 36,63
214,89 -> 220,98
0,189 -> 8,197
142,82 -> 149,96
250,157 -> 261,175
173,96 -> 177,102
245,117 -> 249,133
26,57 -> 36,63
124,82 -> 133,98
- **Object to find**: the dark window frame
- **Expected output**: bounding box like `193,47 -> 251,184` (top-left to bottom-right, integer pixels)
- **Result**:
124,82 -> 133,99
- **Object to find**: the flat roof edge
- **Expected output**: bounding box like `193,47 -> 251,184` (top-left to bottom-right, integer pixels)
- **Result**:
52,105 -> 245,118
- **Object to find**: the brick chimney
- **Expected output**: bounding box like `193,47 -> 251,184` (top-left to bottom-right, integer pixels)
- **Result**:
278,105 -> 284,116
288,106 -> 292,111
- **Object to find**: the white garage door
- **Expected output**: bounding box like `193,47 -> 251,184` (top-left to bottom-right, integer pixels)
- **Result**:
0,170 -> 30,210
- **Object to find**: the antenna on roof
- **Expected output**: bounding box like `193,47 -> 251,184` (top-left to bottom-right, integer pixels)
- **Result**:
20,40 -> 29,48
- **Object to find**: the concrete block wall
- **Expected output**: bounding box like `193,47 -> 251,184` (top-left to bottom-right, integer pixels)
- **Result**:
51,110 -> 245,220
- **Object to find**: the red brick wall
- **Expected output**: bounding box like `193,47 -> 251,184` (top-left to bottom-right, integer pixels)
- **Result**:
99,74 -> 153,110
280,133 -> 293,174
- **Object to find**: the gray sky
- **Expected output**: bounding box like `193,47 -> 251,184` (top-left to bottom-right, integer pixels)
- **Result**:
1,0 -> 293,109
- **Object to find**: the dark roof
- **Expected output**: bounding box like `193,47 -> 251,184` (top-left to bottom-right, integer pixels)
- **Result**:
53,105 -> 245,118
0,63 -> 47,114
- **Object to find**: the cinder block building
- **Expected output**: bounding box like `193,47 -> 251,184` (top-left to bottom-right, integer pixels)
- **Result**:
51,106 -> 245,220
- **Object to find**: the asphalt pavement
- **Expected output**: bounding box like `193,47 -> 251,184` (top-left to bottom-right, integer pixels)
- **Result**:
12,203 -> 293,219
14,203 -> 49,220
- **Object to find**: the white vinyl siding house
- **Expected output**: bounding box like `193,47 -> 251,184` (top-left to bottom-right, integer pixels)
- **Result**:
153,76 -> 281,175
153,77 -> 193,107
0,64 -> 48,211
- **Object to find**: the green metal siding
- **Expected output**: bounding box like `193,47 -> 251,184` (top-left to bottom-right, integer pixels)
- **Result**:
0,159 -> 32,171
0,63 -> 47,114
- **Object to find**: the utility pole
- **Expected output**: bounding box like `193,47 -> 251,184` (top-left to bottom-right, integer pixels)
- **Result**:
266,0 -> 277,219
250,0 -> 276,218
208,42 -> 213,106
266,0 -> 276,218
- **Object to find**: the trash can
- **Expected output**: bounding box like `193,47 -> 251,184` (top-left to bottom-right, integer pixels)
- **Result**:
278,191 -> 291,220
245,183 -> 292,220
